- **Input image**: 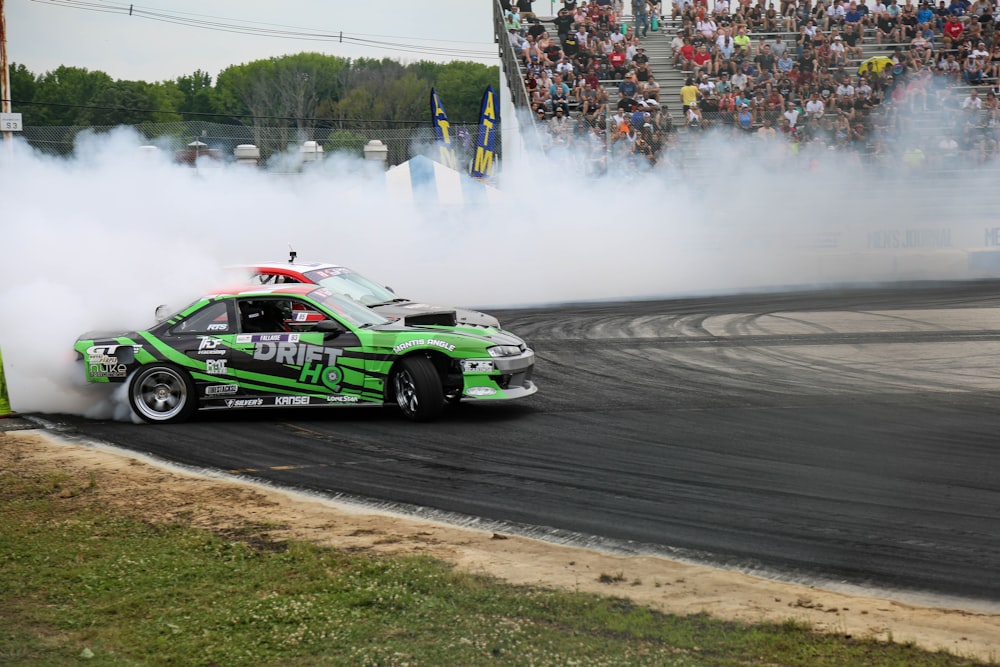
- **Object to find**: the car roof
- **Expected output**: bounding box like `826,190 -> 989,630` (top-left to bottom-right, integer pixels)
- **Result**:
207,284 -> 319,298
246,261 -> 347,272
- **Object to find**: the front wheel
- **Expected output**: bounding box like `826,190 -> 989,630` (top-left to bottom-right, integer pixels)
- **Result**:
128,364 -> 196,424
392,356 -> 444,422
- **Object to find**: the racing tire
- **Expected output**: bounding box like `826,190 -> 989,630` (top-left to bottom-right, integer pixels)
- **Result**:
392,356 -> 444,422
128,364 -> 197,424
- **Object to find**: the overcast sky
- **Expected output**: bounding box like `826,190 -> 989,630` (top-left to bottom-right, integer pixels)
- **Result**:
6,0 -> 507,81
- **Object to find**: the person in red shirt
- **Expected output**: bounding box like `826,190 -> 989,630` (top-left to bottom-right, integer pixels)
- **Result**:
692,43 -> 714,76
678,37 -> 696,70
943,15 -> 964,46
608,45 -> 629,78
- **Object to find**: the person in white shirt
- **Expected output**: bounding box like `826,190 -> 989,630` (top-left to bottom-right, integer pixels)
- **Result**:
826,0 -> 847,28
671,32 -> 685,55
509,30 -> 528,53
783,105 -> 801,128
731,69 -> 749,91
972,42 -> 990,66
697,17 -> 718,40
805,92 -> 826,118
856,77 -> 873,99
835,77 -> 855,98
829,35 -> 847,65
962,88 -> 983,109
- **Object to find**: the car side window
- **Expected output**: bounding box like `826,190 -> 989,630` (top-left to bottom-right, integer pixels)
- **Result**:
250,272 -> 274,285
253,272 -> 302,286
172,301 -> 232,334
239,299 -> 292,333
286,298 -> 331,331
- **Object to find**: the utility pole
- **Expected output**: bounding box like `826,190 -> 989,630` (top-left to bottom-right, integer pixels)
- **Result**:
0,0 -> 12,144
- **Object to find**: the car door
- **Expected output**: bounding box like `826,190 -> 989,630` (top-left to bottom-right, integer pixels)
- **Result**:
163,299 -> 238,399
228,296 -> 365,405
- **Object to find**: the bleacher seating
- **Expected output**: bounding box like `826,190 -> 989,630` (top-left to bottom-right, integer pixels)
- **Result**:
501,1 -> 1000,172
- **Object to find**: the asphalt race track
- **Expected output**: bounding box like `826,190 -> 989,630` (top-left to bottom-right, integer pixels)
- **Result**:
44,281 -> 1000,603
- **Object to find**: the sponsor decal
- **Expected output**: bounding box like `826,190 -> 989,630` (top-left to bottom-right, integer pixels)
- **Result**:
253,342 -> 343,391
198,337 -> 227,356
471,86 -> 497,180
274,395 -> 310,406
327,395 -> 359,403
89,364 -> 127,378
86,345 -> 119,359
206,359 -> 228,375
392,338 -> 456,354
85,345 -> 128,378
431,88 -> 457,169
236,333 -> 300,344
461,360 -> 495,373
205,384 -> 238,396
225,398 -> 264,408
867,229 -> 951,249
207,323 -> 228,331
313,268 -> 349,279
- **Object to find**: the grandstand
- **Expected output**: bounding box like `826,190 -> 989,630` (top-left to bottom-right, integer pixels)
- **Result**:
492,0 -> 1000,171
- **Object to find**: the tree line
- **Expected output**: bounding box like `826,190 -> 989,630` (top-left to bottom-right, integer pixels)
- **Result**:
7,54 -> 499,129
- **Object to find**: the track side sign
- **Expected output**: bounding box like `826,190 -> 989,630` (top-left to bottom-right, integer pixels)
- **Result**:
1,114 -> 23,132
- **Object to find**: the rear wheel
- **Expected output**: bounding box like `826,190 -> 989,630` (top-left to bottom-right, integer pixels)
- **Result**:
128,364 -> 196,424
392,356 -> 444,422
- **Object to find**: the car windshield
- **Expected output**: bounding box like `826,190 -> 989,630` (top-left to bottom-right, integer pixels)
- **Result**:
304,267 -> 400,306
307,288 -> 388,328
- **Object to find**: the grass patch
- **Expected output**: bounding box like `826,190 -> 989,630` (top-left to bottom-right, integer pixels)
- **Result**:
0,467 -> 994,667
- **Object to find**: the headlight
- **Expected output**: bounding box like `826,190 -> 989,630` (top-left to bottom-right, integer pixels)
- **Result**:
460,359 -> 495,373
487,345 -> 522,358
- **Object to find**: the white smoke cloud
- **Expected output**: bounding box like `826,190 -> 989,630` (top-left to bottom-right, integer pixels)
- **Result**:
0,113 -> 995,417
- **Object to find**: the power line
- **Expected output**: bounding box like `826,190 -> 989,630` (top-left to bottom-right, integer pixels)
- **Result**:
30,0 -> 499,60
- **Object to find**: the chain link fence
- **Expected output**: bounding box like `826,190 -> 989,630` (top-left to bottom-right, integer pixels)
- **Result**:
15,120 -> 499,169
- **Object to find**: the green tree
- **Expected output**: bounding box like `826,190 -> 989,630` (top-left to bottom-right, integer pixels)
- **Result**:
87,80 -> 183,125
31,66 -> 113,125
7,64 -> 37,111
431,61 -> 499,122
174,69 -> 221,121
215,53 -> 348,129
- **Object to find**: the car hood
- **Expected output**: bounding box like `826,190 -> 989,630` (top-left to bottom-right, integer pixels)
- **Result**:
77,330 -> 135,342
371,301 -> 501,328
371,319 -> 525,347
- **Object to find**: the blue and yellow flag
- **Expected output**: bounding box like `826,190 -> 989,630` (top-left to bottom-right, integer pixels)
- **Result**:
430,88 -> 457,170
470,86 -> 498,181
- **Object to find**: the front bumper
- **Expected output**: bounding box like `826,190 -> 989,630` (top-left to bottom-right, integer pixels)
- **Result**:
461,349 -> 537,400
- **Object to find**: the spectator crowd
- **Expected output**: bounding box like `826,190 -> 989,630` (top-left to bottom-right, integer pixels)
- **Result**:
504,0 -> 1000,170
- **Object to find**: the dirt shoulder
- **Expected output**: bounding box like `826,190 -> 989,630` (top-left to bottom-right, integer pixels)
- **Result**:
2,428 -> 997,663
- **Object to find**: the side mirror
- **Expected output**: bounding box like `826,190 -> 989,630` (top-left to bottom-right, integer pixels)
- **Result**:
314,319 -> 346,337
154,305 -> 171,322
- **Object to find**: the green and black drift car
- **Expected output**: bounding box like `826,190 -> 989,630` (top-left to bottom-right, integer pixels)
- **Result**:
74,284 -> 536,423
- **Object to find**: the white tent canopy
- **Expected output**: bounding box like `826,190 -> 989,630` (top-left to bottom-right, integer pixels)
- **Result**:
385,155 -> 502,206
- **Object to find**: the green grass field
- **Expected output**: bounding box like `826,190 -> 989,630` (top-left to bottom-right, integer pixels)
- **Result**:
1,465 -> 994,667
